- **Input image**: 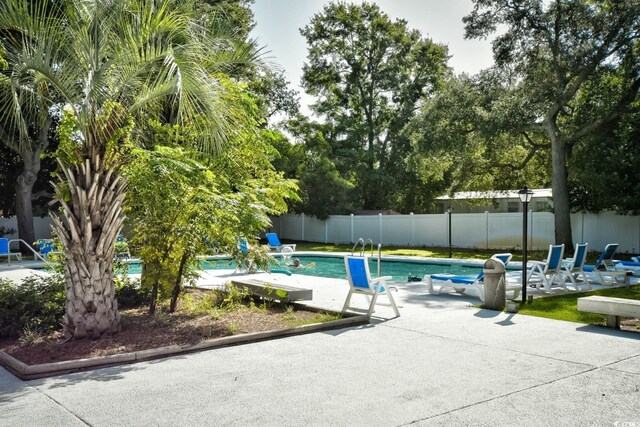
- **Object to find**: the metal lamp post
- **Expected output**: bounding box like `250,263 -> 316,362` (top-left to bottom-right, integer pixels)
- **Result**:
446,205 -> 453,258
518,187 -> 534,303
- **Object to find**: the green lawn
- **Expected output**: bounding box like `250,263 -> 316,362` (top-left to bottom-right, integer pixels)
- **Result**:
516,285 -> 640,327
291,241 -> 639,329
291,241 -> 636,263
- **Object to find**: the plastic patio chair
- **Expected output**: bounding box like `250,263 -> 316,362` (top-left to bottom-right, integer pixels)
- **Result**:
342,255 -> 400,317
583,243 -> 622,285
527,244 -> 566,293
265,233 -> 296,253
425,253 -> 520,302
0,238 -> 22,263
561,243 -> 591,291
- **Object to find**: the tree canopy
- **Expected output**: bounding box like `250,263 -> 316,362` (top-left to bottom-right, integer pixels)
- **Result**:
463,0 -> 640,246
299,2 -> 449,211
0,0 -> 286,339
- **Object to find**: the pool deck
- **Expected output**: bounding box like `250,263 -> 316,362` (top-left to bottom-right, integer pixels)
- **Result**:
1,256 -> 640,426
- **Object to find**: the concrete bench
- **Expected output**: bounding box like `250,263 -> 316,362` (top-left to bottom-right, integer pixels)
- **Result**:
577,296 -> 640,329
231,279 -> 313,303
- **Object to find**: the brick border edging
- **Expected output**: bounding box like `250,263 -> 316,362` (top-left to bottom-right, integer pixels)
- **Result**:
0,313 -> 369,381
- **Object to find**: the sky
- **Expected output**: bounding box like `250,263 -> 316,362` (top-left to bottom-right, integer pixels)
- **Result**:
250,0 -> 496,115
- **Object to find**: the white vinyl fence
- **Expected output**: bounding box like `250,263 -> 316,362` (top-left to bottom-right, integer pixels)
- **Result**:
0,216 -> 54,243
270,212 -> 640,254
3,212 -> 638,254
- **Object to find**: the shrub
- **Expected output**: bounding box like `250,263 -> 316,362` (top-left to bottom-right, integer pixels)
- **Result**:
115,276 -> 151,309
0,274 -> 66,337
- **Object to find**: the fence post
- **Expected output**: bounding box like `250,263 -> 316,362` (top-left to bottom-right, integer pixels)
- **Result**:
301,213 -> 305,241
485,211 -> 489,249
379,213 -> 383,244
350,213 -> 354,243
325,219 -> 328,244
528,210 -> 533,251
410,212 -> 414,247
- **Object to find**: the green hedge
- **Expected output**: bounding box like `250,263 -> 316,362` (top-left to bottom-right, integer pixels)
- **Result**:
0,274 -> 66,337
0,274 -> 151,338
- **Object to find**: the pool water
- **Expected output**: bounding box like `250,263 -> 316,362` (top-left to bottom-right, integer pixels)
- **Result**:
281,256 -> 481,281
123,255 -> 481,282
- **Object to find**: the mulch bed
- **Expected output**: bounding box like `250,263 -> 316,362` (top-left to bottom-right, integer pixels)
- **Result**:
0,289 -> 326,366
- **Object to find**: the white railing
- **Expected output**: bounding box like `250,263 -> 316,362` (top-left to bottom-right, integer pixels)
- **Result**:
271,211 -> 640,254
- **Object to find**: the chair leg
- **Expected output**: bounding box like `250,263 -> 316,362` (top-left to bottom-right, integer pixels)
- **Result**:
384,289 -> 400,317
578,271 -> 592,290
367,289 -> 381,317
341,289 -> 355,314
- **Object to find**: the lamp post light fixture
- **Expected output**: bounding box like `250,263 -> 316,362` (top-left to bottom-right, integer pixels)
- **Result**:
446,205 -> 453,258
518,187 -> 534,303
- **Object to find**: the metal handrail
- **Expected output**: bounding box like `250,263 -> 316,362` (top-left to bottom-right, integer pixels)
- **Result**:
351,237 -> 365,256
377,243 -> 382,277
8,238 -> 51,265
365,238 -> 374,256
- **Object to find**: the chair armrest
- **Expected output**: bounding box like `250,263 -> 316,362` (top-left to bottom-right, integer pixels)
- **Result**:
371,276 -> 393,282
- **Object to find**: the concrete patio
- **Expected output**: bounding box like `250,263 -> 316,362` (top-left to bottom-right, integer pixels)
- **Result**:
1,262 -> 639,426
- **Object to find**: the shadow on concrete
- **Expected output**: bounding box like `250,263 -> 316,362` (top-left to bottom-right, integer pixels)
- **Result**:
575,324 -> 640,340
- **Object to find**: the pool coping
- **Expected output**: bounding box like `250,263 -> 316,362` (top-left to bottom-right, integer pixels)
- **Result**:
0,309 -> 369,381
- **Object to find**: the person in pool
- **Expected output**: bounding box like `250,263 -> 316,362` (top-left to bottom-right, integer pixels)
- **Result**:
287,258 -> 315,268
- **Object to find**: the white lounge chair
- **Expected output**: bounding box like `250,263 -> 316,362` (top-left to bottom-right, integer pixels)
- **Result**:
425,253 -> 521,302
342,255 -> 400,317
561,243 -> 591,291
0,238 -> 21,263
527,244 -> 566,293
265,233 -> 296,253
613,258 -> 640,275
583,243 -> 623,285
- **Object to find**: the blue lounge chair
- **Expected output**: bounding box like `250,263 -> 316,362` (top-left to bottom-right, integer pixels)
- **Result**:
425,253 -> 520,302
36,239 -> 61,261
0,238 -> 21,263
561,243 -> 591,291
342,255 -> 400,317
583,243 -> 622,285
527,244 -> 566,292
265,233 -> 296,253
613,257 -> 640,275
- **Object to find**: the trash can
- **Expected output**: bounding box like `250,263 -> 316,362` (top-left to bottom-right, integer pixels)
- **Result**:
483,258 -> 506,310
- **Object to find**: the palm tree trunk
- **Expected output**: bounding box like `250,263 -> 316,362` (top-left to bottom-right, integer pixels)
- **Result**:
51,151 -> 126,339
15,164 -> 37,253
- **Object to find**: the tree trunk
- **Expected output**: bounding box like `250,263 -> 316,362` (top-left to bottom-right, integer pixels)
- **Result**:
549,132 -> 574,248
12,117 -> 50,253
15,156 -> 37,253
51,152 -> 126,339
169,251 -> 189,313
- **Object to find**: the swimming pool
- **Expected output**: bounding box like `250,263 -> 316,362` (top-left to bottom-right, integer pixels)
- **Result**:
124,255 -> 483,282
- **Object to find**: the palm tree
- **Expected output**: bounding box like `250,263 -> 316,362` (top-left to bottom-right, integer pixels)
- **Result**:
0,0 -> 257,338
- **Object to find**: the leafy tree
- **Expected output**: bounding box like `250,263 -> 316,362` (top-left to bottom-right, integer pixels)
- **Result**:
408,71 -> 551,207
570,110 -> 640,213
247,70 -> 300,124
300,2 -> 449,211
464,0 -> 640,246
125,83 -> 297,314
0,0 -> 260,339
0,2 -> 59,250
281,118 -> 354,218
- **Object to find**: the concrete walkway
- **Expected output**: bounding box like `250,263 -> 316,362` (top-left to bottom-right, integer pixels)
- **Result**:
1,268 -> 640,426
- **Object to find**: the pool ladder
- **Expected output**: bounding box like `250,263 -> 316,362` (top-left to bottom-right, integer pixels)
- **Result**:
351,237 -> 383,277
